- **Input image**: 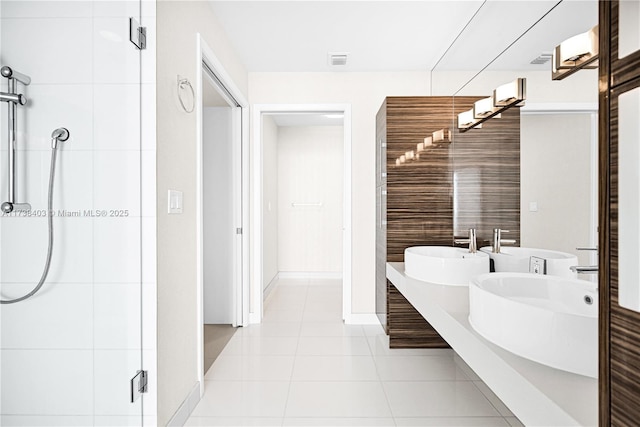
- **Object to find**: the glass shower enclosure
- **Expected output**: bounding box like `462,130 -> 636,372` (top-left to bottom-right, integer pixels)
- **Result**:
0,1 -> 151,425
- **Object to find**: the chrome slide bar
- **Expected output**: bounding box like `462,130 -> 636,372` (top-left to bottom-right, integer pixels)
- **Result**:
0,66 -> 31,214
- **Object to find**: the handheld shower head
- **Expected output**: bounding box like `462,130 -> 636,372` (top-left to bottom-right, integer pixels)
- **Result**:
51,127 -> 69,149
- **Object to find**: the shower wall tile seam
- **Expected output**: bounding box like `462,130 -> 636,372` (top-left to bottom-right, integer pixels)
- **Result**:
90,12 -> 97,425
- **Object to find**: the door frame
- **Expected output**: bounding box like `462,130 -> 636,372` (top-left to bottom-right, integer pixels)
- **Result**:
252,104 -> 353,323
195,34 -> 249,396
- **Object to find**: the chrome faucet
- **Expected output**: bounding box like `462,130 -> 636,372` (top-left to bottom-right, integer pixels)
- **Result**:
454,228 -> 477,253
570,265 -> 599,274
570,247 -> 599,274
492,228 -> 516,253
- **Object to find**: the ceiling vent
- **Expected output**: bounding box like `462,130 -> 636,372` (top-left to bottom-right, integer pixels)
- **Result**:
328,52 -> 349,66
530,52 -> 553,65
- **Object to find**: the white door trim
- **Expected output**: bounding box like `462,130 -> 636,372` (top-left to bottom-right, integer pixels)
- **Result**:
251,104 -> 353,324
195,33 -> 249,398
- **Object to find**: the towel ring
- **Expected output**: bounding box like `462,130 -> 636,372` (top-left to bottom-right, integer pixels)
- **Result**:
177,75 -> 194,113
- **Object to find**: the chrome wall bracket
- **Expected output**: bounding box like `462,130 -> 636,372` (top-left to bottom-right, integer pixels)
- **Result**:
129,17 -> 147,50
130,370 -> 148,403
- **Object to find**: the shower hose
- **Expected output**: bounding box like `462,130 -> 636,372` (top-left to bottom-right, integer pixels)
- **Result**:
1,128 -> 68,304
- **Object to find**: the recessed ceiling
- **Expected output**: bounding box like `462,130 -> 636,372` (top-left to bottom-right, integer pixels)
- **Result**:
208,0 -> 597,73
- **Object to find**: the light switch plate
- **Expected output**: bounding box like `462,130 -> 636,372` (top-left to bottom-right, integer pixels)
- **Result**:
168,190 -> 183,214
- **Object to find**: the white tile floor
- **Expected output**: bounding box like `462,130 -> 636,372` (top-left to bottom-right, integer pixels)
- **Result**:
186,278 -> 524,427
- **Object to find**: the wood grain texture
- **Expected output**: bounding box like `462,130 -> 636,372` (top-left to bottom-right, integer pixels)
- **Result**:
386,97 -> 458,263
452,107 -> 521,246
384,97 -> 456,347
599,1 -> 612,425
611,0 -> 640,87
602,2 -> 640,424
376,96 -> 521,348
607,76 -> 640,427
388,282 -> 448,348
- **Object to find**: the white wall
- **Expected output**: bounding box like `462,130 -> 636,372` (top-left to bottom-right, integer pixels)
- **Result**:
203,107 -> 233,324
277,126 -> 343,274
0,0 -> 157,424
156,1 -> 248,424
249,72 -> 430,314
262,115 -> 278,290
521,112 -> 596,266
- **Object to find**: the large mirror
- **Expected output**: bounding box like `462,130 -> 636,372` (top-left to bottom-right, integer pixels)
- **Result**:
432,0 -> 599,272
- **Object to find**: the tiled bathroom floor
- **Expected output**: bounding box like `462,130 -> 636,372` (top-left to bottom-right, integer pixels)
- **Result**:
185,278 -> 524,426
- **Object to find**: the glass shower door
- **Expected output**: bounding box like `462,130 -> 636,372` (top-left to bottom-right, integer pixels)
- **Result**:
0,1 -> 145,425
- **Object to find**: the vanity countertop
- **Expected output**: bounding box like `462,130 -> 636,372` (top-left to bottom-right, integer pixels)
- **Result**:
387,262 -> 597,427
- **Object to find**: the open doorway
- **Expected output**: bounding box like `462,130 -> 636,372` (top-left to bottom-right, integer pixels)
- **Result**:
253,105 -> 352,323
201,80 -> 235,373
195,35 -> 249,388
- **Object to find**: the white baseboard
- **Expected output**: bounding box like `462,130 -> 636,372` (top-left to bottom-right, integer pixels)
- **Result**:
167,381 -> 200,426
278,271 -> 343,280
344,313 -> 381,325
249,311 -> 261,324
263,273 -> 280,299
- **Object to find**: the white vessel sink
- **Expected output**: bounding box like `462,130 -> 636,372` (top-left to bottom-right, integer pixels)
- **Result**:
479,246 -> 578,278
469,273 -> 598,378
404,246 -> 490,286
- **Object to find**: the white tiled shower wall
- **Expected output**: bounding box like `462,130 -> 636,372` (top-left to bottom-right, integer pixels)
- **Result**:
0,1 -> 156,425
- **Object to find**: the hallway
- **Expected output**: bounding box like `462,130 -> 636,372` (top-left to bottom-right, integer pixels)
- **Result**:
186,278 -> 522,426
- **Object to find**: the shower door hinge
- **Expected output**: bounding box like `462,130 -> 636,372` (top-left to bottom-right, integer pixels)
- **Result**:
129,17 -> 147,50
130,370 -> 148,403
236,227 -> 243,235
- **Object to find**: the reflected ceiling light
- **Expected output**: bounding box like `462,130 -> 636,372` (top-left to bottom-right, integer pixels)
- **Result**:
396,158 -> 401,166
432,129 -> 450,143
494,78 -> 526,107
417,142 -> 425,152
552,25 -> 598,81
459,79 -> 525,132
399,155 -> 406,163
405,150 -> 415,160
424,136 -> 433,146
474,97 -> 494,118
458,109 -> 475,128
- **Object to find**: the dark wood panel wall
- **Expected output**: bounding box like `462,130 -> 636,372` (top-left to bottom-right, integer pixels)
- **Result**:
453,108 -> 521,246
386,97 -> 457,261
376,96 -> 521,347
600,1 -> 640,425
